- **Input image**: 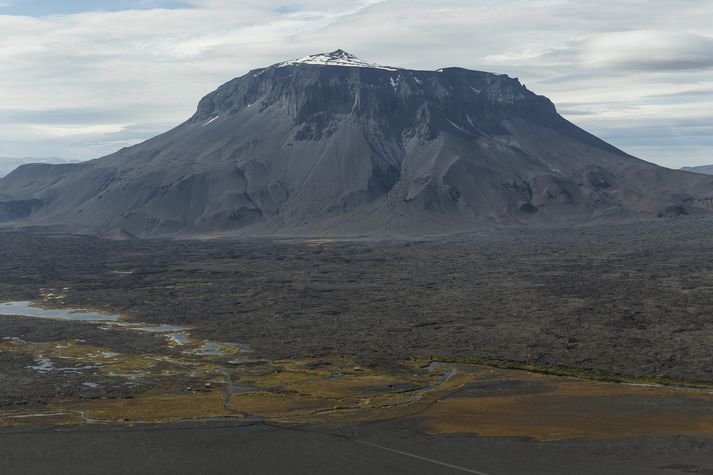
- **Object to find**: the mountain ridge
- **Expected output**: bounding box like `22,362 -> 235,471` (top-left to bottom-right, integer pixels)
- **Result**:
0,157 -> 74,179
2,50 -> 713,237
682,165 -> 713,175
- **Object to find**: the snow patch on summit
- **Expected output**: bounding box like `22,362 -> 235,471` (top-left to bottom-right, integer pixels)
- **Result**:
278,49 -> 399,71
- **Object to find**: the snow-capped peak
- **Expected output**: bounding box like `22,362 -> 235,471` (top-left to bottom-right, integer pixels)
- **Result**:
278,49 -> 399,71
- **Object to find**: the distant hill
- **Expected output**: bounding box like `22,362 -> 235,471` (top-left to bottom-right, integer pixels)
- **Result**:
2,50 -> 713,237
682,165 -> 713,175
0,157 -> 74,178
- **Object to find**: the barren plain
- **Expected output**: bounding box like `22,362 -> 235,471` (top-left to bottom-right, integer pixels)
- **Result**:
3,218 -> 713,473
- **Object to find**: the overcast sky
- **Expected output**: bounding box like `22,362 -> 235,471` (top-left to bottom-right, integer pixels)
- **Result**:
0,0 -> 711,168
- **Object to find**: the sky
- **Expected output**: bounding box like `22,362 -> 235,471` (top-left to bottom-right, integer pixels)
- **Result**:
0,0 -> 711,169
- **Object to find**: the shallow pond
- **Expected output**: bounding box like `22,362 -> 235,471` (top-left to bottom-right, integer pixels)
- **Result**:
0,301 -> 119,322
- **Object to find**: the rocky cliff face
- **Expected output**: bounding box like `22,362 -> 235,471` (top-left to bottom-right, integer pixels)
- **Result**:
2,50 -> 713,237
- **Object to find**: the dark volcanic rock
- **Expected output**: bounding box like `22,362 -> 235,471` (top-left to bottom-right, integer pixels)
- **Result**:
2,50 -> 713,237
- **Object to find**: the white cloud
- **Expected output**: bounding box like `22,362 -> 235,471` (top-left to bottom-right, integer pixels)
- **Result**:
0,0 -> 711,167
573,31 -> 713,71
27,123 -> 130,138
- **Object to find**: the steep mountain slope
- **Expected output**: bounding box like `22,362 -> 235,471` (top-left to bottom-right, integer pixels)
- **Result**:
2,50 -> 713,237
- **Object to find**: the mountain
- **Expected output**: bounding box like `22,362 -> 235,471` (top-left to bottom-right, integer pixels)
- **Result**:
0,157 -> 74,178
2,49 -> 713,237
682,165 -> 713,175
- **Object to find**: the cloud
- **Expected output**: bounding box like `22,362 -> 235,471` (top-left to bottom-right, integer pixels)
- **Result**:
27,123 -> 130,138
0,0 -> 711,167
580,31 -> 713,71
487,31 -> 713,72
